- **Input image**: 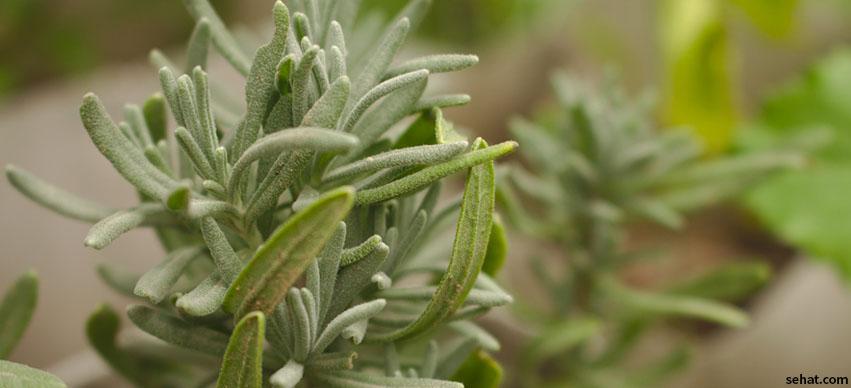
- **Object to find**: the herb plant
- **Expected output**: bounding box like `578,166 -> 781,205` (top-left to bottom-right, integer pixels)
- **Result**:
498,72 -> 799,387
4,0 -> 516,386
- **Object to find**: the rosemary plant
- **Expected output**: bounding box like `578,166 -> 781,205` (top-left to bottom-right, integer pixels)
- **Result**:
498,72 -> 800,387
5,0 -> 516,386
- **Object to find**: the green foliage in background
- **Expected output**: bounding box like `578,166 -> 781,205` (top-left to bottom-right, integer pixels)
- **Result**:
0,272 -> 67,387
740,48 -> 851,279
4,0 -> 517,386
360,0 -> 554,46
659,0 -> 798,153
499,73 -> 797,387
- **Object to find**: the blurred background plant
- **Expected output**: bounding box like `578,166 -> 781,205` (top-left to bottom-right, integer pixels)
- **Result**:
496,73 -> 800,387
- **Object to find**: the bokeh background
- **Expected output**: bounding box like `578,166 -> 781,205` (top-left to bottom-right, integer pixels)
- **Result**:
2,1 -> 851,387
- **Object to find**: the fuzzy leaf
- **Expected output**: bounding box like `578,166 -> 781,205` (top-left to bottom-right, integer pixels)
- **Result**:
216,312 -> 265,388
350,18 -> 410,103
342,70 -> 429,133
5,165 -> 114,223
224,187 -> 355,318
134,246 -> 203,303
356,140 -> 516,206
270,360 -> 304,388
200,217 -> 242,282
313,299 -> 386,355
186,19 -> 212,73
96,263 -> 141,298
84,204 -> 165,249
176,271 -> 228,317
326,241 -> 389,322
314,370 -> 463,388
324,142 -> 468,185
182,0 -> 251,75
368,138 -> 497,342
127,304 -> 230,356
0,360 -> 65,387
384,54 -> 478,80
0,271 -> 37,359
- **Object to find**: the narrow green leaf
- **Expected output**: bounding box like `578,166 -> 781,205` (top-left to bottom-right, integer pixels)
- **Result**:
603,278 -> 750,328
326,241 -> 389,323
668,261 -> 771,302
342,70 -> 429,133
166,185 -> 192,212
318,223 -> 346,324
314,370 -> 463,388
356,140 -> 517,206
0,360 -> 66,387
80,93 -> 177,199
302,76 -> 351,129
143,94 -> 167,143
229,128 -> 358,196
84,204 -> 165,249
368,138 -> 497,342
411,94 -> 471,113
0,271 -> 37,358
324,142 -> 468,185
385,54 -> 478,80
349,18 -> 410,103
224,187 -> 356,318
127,304 -> 230,356
182,0 -> 251,75
340,235 -> 383,267
96,263 -> 141,298
523,318 -> 601,371
5,165 -> 115,223
175,126 -> 215,179
450,350 -> 503,388
134,246 -> 204,304
481,216 -> 507,276
231,1 -> 290,159
176,271 -> 228,317
200,217 -> 243,282
216,312 -> 265,388
186,18 -> 212,73
312,299 -> 386,355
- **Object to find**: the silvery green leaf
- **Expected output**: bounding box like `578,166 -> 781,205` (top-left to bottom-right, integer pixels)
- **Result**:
318,223 -> 346,323
371,272 -> 392,290
124,104 -> 154,148
412,94 -> 471,113
182,0 -> 251,75
313,370 -> 462,388
224,187 -> 355,318
0,271 -> 37,358
159,67 -> 186,128
340,235 -> 382,266
270,360 -> 304,388
186,19 -> 211,73
231,1 -> 290,160
292,45 -> 321,125
602,278 -> 749,328
200,217 -> 242,282
192,67 -> 219,160
376,287 -> 511,308
302,76 -> 350,128
421,341 -> 439,378
326,241 -> 389,322
293,12 -> 313,43
0,360 -> 66,388
134,246 -> 204,304
127,304 -> 230,356
5,165 -> 115,223
342,70 -> 429,133
448,321 -> 499,352
382,210 -> 427,275
145,146 -> 175,178
384,54 -> 478,80
85,204 -> 167,249
393,0 -> 431,33
81,94 -> 177,199
176,271 -> 228,317
312,299 -> 386,355
434,337 -> 478,379
229,128 -> 358,196
368,139 -> 497,342
349,18 -> 409,104
216,312 -> 265,388
341,318 -> 368,345
328,45 -> 346,82
301,288 -> 319,345
287,288 -> 312,362
355,140 -> 517,206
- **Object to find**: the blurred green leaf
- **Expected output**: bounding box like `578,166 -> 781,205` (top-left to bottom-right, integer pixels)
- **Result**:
450,350 -> 503,388
727,0 -> 798,38
668,261 -> 771,302
659,0 -> 736,153
482,216 -> 507,276
742,49 -> 851,280
0,360 -> 65,388
0,271 -> 37,359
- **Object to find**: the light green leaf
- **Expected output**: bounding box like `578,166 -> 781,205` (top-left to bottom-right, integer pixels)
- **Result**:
312,299 -> 386,355
5,165 -> 114,223
143,93 -> 168,143
523,318 -> 601,371
481,216 -> 507,277
134,246 -> 204,304
223,187 -> 355,318
342,70 -> 429,133
84,204 -> 166,249
127,304 -> 230,356
313,370 -> 463,388
349,18 -> 410,103
340,235 -> 383,267
384,54 -> 478,80
668,261 -> 771,302
368,138 -> 497,342
324,142 -> 468,185
182,0 -> 251,75
200,217 -> 242,282
186,18 -> 211,73
176,271 -> 228,317
216,311 -> 265,388
326,240 -> 389,322
356,140 -> 517,206
96,263 -> 141,298
270,360 -> 303,388
0,271 -> 37,358
0,360 -> 65,388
